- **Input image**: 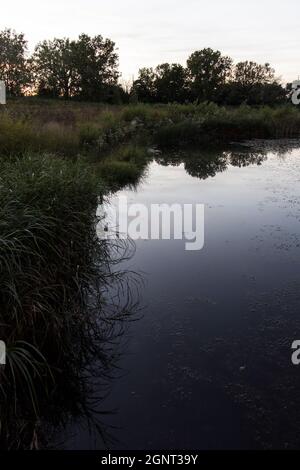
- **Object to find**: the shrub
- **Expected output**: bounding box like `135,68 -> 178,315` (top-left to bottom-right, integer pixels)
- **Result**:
98,160 -> 143,188
0,115 -> 35,155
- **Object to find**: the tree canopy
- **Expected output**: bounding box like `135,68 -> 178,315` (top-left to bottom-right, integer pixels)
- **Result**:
0,29 -> 289,105
187,48 -> 233,101
0,28 -> 31,96
32,34 -> 119,100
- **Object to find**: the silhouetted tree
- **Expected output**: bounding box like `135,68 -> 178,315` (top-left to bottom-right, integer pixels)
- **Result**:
0,29 -> 289,106
0,28 -> 31,96
32,38 -> 76,99
187,48 -> 233,102
234,61 -> 275,86
216,61 -> 287,105
155,63 -> 189,103
72,34 -> 119,101
32,34 -> 119,101
131,68 -> 157,103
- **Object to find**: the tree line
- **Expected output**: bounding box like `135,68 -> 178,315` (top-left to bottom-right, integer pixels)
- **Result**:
0,28 -> 292,105
0,28 -> 123,102
132,49 -> 288,105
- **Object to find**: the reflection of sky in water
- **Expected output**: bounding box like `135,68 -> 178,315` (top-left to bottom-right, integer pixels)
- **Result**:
67,147 -> 300,450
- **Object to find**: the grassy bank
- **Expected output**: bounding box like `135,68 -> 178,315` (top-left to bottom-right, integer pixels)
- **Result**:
1,98 -> 300,448
0,154 -> 138,448
1,99 -> 300,190
152,104 -> 300,147
2,100 -> 300,156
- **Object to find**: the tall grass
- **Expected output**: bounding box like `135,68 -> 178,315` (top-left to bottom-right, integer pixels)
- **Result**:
0,154 -> 139,448
98,144 -> 149,190
154,104 -> 300,147
2,100 -> 300,157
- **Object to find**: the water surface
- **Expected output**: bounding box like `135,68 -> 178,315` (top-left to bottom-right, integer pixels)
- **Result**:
66,144 -> 300,450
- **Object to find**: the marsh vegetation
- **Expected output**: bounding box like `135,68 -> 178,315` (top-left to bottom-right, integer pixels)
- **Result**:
1,95 -> 300,449
0,151 -> 142,448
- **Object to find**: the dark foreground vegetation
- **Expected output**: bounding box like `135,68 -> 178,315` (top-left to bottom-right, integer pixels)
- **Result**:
0,100 -> 149,448
1,96 -> 300,447
0,152 -> 142,448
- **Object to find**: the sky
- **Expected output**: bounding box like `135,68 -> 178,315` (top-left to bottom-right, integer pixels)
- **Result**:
1,0 -> 300,83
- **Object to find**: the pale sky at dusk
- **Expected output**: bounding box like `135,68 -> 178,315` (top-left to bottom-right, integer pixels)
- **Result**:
1,0 -> 300,83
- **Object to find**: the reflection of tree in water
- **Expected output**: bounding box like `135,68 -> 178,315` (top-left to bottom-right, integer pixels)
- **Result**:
0,236 -> 141,450
155,153 -> 183,167
228,150 -> 267,167
184,151 -> 228,179
155,147 -> 268,180
240,139 -> 300,158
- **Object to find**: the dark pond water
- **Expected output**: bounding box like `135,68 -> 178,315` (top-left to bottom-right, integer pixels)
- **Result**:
63,143 -> 300,450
